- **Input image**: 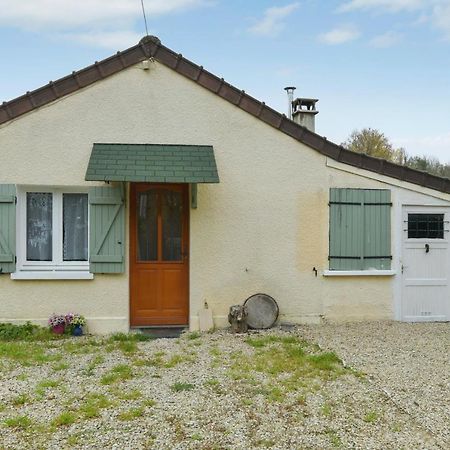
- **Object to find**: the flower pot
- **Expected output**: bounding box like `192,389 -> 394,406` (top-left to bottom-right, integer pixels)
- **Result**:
52,324 -> 65,335
72,325 -> 83,336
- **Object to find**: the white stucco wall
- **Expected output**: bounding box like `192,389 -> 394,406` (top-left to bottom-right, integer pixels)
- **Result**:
1,60 -> 449,332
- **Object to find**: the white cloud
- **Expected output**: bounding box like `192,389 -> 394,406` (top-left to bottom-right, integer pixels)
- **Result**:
339,0 -> 426,13
248,3 -> 300,37
338,0 -> 450,43
319,25 -> 361,44
432,3 -> 450,39
370,31 -> 403,47
64,30 -> 143,49
0,0 -> 211,48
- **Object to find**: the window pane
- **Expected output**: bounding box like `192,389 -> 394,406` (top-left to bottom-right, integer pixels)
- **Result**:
63,194 -> 88,261
137,191 -> 158,261
27,193 -> 52,261
162,190 -> 182,261
408,214 -> 444,239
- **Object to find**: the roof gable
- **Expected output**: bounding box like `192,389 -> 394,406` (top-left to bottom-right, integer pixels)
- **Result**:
0,36 -> 449,194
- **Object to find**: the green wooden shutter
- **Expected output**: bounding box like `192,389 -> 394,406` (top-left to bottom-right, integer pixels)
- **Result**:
329,188 -> 391,270
362,189 -> 391,270
0,184 -> 16,274
89,186 -> 125,273
329,188 -> 364,270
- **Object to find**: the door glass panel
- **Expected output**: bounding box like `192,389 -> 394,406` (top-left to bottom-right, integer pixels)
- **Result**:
162,190 -> 182,261
27,192 -> 53,261
63,194 -> 88,261
408,214 -> 445,239
137,191 -> 158,261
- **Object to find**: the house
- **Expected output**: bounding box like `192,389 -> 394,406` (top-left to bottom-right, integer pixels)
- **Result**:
0,36 -> 449,334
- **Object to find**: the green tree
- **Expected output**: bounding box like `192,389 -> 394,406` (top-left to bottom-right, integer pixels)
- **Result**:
342,128 -> 449,179
342,128 -> 404,162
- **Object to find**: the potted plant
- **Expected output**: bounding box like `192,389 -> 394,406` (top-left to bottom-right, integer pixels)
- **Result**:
66,313 -> 86,336
48,314 -> 66,335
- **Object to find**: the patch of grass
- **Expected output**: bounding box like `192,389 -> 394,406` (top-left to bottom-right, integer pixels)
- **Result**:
79,393 -> 112,419
245,334 -> 302,348
117,340 -> 138,354
265,385 -> 285,402
12,393 -> 31,406
110,388 -> 142,401
67,432 -> 84,446
4,415 -> 33,429
53,362 -> 69,371
307,352 -> 342,371
241,398 -> 253,406
35,378 -> 61,397
100,364 -> 133,385
321,402 -> 333,417
209,347 -> 221,357
186,331 -> 201,340
52,411 -> 77,427
117,407 -> 144,421
170,382 -> 194,392
191,433 -> 203,441
363,411 -> 379,423
146,351 -> 194,368
109,332 -> 154,342
326,429 -> 342,448
0,322 -> 54,341
0,341 -> 61,366
142,399 -> 156,408
83,355 -> 105,376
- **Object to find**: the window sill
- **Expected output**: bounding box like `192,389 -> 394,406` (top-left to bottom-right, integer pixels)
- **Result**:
323,270 -> 396,277
11,272 -> 94,280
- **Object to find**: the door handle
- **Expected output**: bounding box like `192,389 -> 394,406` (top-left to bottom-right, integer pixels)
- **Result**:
425,244 -> 430,253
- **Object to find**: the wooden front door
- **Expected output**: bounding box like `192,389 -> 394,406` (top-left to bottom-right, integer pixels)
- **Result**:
130,183 -> 189,326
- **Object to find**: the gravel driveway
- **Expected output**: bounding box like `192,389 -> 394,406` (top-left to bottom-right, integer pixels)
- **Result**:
299,321 -> 450,448
0,322 -> 448,449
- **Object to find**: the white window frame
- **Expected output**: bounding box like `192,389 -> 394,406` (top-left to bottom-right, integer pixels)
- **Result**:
11,186 -> 93,280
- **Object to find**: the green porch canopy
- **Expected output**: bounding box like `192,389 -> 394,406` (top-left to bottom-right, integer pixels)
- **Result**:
85,143 -> 219,183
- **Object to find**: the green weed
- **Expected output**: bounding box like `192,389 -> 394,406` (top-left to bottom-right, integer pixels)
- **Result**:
117,407 -> 144,421
170,382 -> 194,392
100,364 -> 133,385
52,411 -> 77,427
363,411 -> 379,423
4,415 -> 33,429
12,393 -> 30,406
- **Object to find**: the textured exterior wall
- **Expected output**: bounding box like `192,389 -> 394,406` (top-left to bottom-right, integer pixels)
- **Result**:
0,61 -> 448,332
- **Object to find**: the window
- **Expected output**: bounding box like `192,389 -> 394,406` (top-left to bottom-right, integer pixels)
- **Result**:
16,187 -> 90,276
329,188 -> 392,271
407,214 -> 444,239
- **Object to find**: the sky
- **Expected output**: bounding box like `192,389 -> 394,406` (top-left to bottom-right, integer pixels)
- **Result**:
0,0 -> 449,163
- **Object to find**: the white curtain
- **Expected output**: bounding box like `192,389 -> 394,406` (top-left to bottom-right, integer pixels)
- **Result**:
63,194 -> 88,261
27,193 -> 53,261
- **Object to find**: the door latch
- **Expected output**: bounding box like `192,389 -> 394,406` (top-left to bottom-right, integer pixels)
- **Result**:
425,243 -> 430,253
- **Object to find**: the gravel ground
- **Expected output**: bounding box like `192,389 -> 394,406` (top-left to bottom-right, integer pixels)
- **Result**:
0,322 -> 448,449
298,321 -> 450,448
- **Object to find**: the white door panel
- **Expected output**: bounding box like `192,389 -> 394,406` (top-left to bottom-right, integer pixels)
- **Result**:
401,207 -> 449,322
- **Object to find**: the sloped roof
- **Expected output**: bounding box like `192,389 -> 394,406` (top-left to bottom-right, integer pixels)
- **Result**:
85,143 -> 219,183
0,36 -> 448,194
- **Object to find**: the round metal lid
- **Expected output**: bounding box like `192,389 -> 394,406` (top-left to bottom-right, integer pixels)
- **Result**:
244,293 -> 279,329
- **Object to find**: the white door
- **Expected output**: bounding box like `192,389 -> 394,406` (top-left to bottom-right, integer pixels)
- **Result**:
401,207 -> 450,321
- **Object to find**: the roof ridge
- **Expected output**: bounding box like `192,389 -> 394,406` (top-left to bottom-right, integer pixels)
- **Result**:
0,37 -> 448,194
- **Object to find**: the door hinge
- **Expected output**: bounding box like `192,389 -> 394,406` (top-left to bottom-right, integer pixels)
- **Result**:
15,256 -> 17,263
15,196 -> 17,205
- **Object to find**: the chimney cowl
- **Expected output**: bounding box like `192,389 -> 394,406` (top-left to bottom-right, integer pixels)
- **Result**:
292,97 -> 319,132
